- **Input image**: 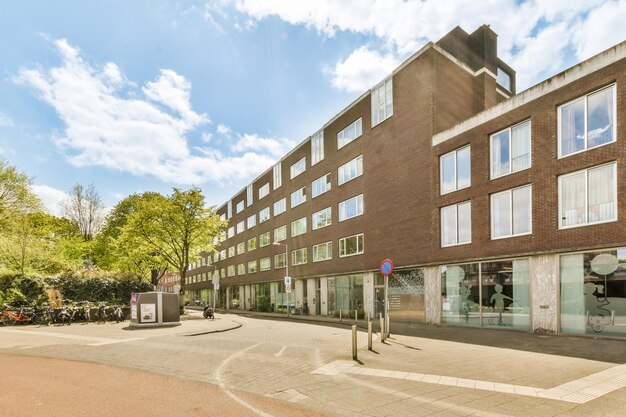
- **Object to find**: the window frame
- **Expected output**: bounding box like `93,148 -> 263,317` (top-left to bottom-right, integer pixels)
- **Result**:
312,173 -> 331,198
247,260 -> 257,274
236,242 -> 245,255
489,120 -> 532,179
337,117 -> 363,149
338,155 -> 363,186
339,194 -> 364,222
291,248 -> 308,266
339,233 -> 364,258
371,77 -> 393,128
259,231 -> 271,247
236,200 -> 245,214
440,145 -> 471,195
312,207 -> 332,230
290,186 -> 306,208
490,185 -> 533,240
311,129 -> 324,165
290,157 -> 306,179
313,241 -> 332,262
274,225 -> 287,243
291,217 -> 307,237
236,221 -> 245,234
273,197 -> 286,216
247,214 -> 256,229
274,253 -> 287,269
258,182 -> 270,200
440,201 -> 472,247
259,206 -> 270,223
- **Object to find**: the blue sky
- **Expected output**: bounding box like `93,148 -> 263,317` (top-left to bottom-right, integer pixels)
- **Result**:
0,0 -> 624,214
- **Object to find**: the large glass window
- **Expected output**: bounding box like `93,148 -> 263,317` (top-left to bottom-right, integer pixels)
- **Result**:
312,207 -> 332,230
260,257 -> 271,271
227,226 -> 234,239
311,130 -> 324,165
327,275 -> 363,316
247,260 -> 257,274
237,263 -> 245,275
291,217 -> 307,237
247,237 -> 257,251
338,155 -> 363,186
290,187 -> 306,208
247,214 -> 256,229
273,162 -> 282,190
237,242 -> 245,255
441,201 -> 471,247
273,198 -> 286,216
561,249 -> 626,337
371,77 -> 393,127
559,85 -> 615,157
259,231 -> 270,247
259,207 -> 270,223
246,184 -> 253,207
491,185 -> 532,239
290,157 -> 306,179
496,67 -> 511,91
337,118 -> 362,149
227,265 -> 235,277
491,120 -> 531,178
274,225 -> 287,242
291,248 -> 307,266
339,233 -> 364,257
236,200 -> 245,214
441,260 -> 530,330
559,163 -> 616,229
228,246 -> 235,258
339,194 -> 363,221
313,241 -> 332,262
440,146 -> 470,194
312,174 -> 331,198
236,221 -> 245,234
274,253 -> 286,269
258,182 -> 270,200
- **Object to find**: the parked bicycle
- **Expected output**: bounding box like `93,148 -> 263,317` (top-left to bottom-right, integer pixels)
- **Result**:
0,304 -> 38,325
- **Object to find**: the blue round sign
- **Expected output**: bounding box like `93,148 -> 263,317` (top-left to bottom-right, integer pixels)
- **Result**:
380,259 -> 394,276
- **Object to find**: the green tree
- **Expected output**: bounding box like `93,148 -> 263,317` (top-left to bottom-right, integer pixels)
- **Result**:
0,158 -> 40,228
120,187 -> 226,300
60,183 -> 105,241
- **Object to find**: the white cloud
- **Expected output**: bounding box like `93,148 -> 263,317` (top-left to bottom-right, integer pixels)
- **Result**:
216,123 -> 232,136
32,184 -> 69,217
325,46 -> 400,93
15,38 -> 292,185
231,133 -> 295,159
235,0 -> 625,91
0,112 -> 14,127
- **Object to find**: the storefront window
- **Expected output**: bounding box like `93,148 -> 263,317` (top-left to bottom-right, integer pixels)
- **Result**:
560,249 -> 626,337
441,263 -> 480,327
481,259 -> 530,330
230,286 -> 240,309
327,274 -> 363,316
378,268 -> 425,323
253,283 -> 271,312
274,281 -> 293,313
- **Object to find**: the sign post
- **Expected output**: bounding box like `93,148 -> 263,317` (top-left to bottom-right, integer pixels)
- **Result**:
284,276 -> 292,316
212,273 -> 220,312
380,259 -> 394,339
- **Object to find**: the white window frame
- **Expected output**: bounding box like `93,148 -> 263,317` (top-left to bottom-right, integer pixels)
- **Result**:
338,155 -> 363,186
339,194 -> 364,222
273,198 -> 286,216
440,201 -> 472,247
291,217 -> 307,237
339,233 -> 364,258
313,241 -> 332,262
290,157 -> 306,179
274,253 -> 286,269
558,162 -> 618,230
371,77 -> 393,127
247,260 -> 257,274
236,221 -> 245,234
247,237 -> 257,251
337,117 -> 363,149
227,246 -> 234,258
312,173 -> 331,198
290,187 -> 306,208
227,265 -> 235,277
259,231 -> 270,247
490,185 -> 533,240
312,207 -> 332,230
291,248 -> 307,266
237,263 -> 245,275
227,226 -> 234,239
260,257 -> 271,271
259,207 -> 270,223
490,120 -> 532,179
246,184 -> 253,207
258,182 -> 270,200
274,225 -> 287,243
247,214 -> 256,229
440,146 -> 471,195
237,242 -> 245,255
558,84 -> 617,159
236,200 -> 245,214
311,129 -> 324,165
227,200 -> 232,219
273,162 -> 282,190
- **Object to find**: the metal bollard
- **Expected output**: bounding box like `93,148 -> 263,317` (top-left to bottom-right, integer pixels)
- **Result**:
386,314 -> 390,338
352,325 -> 358,360
339,309 -> 342,322
379,313 -> 385,342
367,311 -> 370,322
355,309 -> 358,324
368,320 -> 373,351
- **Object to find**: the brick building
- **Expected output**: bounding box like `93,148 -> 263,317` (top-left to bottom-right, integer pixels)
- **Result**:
184,25 -> 626,338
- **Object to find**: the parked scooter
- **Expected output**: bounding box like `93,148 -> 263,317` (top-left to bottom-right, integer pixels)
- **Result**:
203,305 -> 214,320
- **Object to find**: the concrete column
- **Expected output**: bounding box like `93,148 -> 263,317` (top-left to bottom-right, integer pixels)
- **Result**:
226,287 -> 230,310
270,282 -> 277,311
531,254 -> 559,334
320,277 -> 328,316
424,266 -> 442,325
363,272 -> 375,318
307,279 -> 316,315
238,285 -> 244,310
295,279 -> 304,312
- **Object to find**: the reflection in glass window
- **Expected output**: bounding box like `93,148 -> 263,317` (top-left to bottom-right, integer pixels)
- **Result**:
273,198 -> 286,216
337,118 -> 363,149
440,146 -> 470,194
260,257 -> 271,271
327,275 -> 364,315
441,201 -> 471,246
338,155 -> 363,185
339,233 -> 364,257
259,232 -> 270,247
290,187 -> 306,208
290,157 -> 306,179
312,207 -> 332,230
339,194 -> 363,221
491,185 -> 532,239
371,77 -> 393,127
491,121 -> 531,178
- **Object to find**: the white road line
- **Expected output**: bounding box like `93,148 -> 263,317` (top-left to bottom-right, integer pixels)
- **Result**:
87,338 -> 145,346
274,345 -> 287,357
0,328 -> 144,346
312,360 -> 626,404
215,342 -> 274,417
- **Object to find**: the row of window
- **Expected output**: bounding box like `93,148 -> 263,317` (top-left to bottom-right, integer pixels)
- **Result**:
441,162 -> 617,247
440,84 -> 616,195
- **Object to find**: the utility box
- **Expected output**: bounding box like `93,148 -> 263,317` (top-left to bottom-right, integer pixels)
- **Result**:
129,292 -> 181,327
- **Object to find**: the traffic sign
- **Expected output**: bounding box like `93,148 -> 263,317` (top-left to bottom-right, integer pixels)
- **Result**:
380,259 -> 394,276
285,284 -> 292,293
284,276 -> 291,285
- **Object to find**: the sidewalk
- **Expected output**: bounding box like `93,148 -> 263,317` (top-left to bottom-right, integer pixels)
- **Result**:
223,309 -> 626,364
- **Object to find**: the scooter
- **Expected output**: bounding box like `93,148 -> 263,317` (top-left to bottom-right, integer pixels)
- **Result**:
203,305 -> 214,320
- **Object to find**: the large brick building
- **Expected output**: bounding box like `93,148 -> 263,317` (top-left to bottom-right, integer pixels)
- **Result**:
184,25 -> 626,338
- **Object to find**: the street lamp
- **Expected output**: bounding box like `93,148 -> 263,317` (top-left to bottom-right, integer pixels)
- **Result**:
273,242 -> 290,317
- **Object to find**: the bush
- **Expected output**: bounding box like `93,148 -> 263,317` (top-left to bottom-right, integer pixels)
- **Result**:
255,295 -> 272,312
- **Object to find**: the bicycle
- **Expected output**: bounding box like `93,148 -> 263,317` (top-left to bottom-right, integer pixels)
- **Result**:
95,303 -> 108,324
0,304 -> 38,325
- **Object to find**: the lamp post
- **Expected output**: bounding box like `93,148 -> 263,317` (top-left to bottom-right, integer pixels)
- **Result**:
209,265 -> 218,312
273,242 -> 290,317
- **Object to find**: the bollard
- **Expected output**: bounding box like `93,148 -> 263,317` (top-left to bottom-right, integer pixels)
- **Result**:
367,311 -> 370,322
368,320 -> 373,351
379,313 -> 385,342
352,325 -> 358,360
339,309 -> 342,322
386,314 -> 390,338
355,309 -> 358,324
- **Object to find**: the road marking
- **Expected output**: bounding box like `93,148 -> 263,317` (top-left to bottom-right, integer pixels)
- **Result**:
312,360 -> 626,404
0,328 -> 144,346
274,345 -> 287,357
215,342 -> 274,417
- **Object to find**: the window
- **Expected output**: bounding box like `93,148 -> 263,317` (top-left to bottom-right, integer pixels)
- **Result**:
227,226 -> 235,238
338,155 -> 363,185
248,260 -> 257,273
311,130 -> 324,165
247,214 -> 256,229
491,185 -> 532,239
491,120 -> 531,178
260,257 -> 271,271
291,217 -> 307,237
227,265 -> 235,277
219,231 -> 226,243
236,200 -> 245,214
236,221 -> 245,234
273,162 -> 282,189
259,232 -> 270,247
237,263 -> 245,275
290,187 -> 306,208
227,200 -> 232,219
337,118 -> 362,149
247,237 -> 257,251
290,157 -> 306,179
559,163 -> 616,229
273,198 -> 286,216
259,207 -> 270,223
559,85 -> 616,158
220,249 -> 226,260
292,248 -> 307,266
274,225 -> 287,242
220,213 -> 226,221
228,246 -> 235,258
246,184 -> 253,207
440,146 -> 470,194
339,233 -> 364,257
339,194 -> 364,221
275,253 -> 286,269
259,182 -> 270,200
441,201 -> 471,247
313,241 -> 332,262
312,173 -> 331,198
312,207 -> 332,230
497,67 -> 511,91
236,242 -> 245,255
371,77 -> 393,127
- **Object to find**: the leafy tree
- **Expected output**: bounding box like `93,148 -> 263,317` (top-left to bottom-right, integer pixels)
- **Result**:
61,183 -> 105,241
120,187 -> 226,301
0,158 -> 40,228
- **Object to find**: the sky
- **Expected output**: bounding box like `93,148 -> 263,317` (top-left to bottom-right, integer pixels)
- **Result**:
0,0 -> 625,215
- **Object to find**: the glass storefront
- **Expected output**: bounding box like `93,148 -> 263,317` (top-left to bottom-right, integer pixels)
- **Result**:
560,249 -> 626,337
441,259 -> 530,330
229,286 -> 240,309
376,268 -> 425,323
217,287 -> 227,308
253,283 -> 271,312
274,281 -> 293,313
327,274 -> 363,317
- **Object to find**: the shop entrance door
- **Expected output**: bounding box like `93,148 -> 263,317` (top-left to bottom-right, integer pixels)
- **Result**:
374,286 -> 386,318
